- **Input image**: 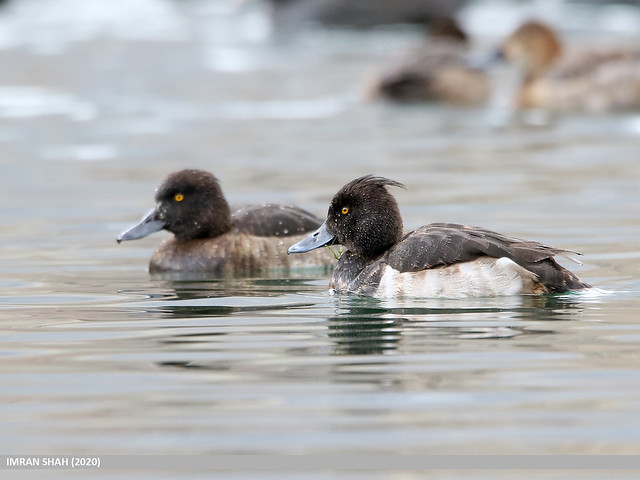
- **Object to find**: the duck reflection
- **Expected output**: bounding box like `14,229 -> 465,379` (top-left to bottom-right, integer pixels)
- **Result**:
143,275 -> 590,381
326,294 -> 587,357
328,316 -> 405,356
137,273 -> 328,318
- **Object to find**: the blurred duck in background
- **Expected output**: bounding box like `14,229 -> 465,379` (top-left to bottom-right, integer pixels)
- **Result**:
501,20 -> 640,113
372,17 -> 490,106
267,0 -> 467,28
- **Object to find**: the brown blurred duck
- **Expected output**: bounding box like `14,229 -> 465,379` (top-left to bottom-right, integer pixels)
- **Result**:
374,18 -> 491,106
268,0 -> 467,28
502,20 -> 640,112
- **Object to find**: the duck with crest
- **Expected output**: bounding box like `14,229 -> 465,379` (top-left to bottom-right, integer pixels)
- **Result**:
288,175 -> 590,298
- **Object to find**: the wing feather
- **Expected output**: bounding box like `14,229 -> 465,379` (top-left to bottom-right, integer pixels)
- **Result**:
232,205 -> 323,237
385,223 -> 589,292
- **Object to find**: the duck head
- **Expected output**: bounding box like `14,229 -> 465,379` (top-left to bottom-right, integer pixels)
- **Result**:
501,20 -> 562,81
117,169 -> 232,243
288,175 -> 405,258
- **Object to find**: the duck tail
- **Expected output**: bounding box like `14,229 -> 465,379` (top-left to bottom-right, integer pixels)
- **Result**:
529,257 -> 591,293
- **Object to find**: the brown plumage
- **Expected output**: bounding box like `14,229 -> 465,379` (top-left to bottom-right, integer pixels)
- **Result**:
382,223 -> 587,292
374,19 -> 490,106
117,169 -> 334,275
502,20 -> 640,112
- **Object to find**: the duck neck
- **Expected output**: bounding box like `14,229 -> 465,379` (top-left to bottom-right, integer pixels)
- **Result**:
200,201 -> 232,239
528,40 -> 562,82
175,200 -> 232,242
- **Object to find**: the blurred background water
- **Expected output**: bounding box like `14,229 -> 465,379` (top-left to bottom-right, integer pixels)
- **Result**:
1,0 -> 640,477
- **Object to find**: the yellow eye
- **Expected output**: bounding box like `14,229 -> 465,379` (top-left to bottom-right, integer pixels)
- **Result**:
341,206 -> 349,215
174,193 -> 184,202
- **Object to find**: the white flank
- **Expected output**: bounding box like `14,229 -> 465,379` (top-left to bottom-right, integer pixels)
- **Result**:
374,257 -> 540,298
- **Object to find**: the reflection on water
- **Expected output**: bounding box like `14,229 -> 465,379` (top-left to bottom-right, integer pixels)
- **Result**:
0,0 -> 640,472
318,294 -> 586,356
2,268 -> 640,458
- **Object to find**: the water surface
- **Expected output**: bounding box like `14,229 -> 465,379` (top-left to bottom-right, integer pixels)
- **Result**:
1,0 -> 640,478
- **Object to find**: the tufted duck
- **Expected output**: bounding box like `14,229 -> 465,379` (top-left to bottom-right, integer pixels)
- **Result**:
118,169 -> 334,275
288,175 -> 590,297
